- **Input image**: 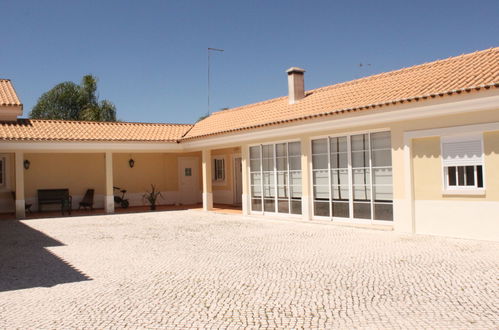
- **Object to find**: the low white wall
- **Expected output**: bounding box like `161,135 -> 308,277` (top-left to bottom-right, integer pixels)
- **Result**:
0,191 -> 183,213
124,191 -> 180,207
0,197 -> 14,213
393,198 -> 413,233
415,200 -> 499,241
213,189 -> 234,205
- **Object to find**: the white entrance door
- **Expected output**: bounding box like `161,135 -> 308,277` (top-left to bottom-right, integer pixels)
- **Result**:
234,157 -> 242,205
178,157 -> 200,205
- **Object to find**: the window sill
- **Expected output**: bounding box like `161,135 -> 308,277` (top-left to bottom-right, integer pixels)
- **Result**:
442,189 -> 486,196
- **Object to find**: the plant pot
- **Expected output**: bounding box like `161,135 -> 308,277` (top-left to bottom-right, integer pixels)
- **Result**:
150,204 -> 156,211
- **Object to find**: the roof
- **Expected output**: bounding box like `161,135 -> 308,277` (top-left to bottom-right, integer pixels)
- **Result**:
0,119 -> 192,142
184,47 -> 499,140
1,47 -> 498,143
0,79 -> 22,107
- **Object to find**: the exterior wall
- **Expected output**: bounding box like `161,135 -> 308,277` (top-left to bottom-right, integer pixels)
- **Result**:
411,132 -> 499,241
233,106 -> 499,240
211,147 -> 240,205
0,151 -> 203,213
113,152 -> 202,207
0,89 -> 496,240
23,153 -> 106,211
0,105 -> 22,121
0,153 -> 16,212
392,109 -> 499,238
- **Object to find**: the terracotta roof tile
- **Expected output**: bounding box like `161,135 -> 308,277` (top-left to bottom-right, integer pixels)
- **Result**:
0,79 -> 22,107
0,119 -> 192,142
1,47 -> 497,143
184,47 -> 499,140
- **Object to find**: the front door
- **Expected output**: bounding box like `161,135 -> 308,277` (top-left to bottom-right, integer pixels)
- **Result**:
233,157 -> 242,205
178,157 -> 200,205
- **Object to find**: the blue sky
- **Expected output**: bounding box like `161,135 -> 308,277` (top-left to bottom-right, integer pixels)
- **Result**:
1,0 -> 498,124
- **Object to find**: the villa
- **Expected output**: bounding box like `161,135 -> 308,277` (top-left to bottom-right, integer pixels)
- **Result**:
0,47 -> 498,241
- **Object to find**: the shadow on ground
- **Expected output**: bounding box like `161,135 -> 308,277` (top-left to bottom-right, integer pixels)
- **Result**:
0,220 -> 91,292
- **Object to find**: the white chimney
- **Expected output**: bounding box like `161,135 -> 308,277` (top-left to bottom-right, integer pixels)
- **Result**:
286,67 -> 305,104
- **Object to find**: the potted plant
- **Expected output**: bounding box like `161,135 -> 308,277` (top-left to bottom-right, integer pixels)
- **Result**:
142,184 -> 164,210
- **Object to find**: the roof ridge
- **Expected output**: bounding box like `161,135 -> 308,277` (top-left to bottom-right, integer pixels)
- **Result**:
200,47 -> 499,119
209,96 -> 286,116
313,47 -> 499,93
25,118 -> 193,126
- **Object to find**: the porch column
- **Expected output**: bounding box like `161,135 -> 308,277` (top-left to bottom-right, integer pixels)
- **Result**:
202,149 -> 213,211
301,137 -> 312,220
241,145 -> 250,216
105,152 -> 114,213
15,151 -> 25,218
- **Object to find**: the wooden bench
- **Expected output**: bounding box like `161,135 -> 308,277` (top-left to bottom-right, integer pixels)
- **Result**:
37,189 -> 72,215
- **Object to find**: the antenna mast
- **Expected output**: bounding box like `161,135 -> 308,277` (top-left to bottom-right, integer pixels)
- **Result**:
207,47 -> 224,115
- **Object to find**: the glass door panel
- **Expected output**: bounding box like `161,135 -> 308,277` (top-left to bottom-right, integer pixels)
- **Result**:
330,136 -> 349,218
311,131 -> 393,222
249,142 -> 302,215
351,134 -> 371,220
371,131 -> 393,221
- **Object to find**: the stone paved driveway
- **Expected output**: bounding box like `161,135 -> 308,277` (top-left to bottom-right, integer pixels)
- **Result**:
0,210 -> 497,329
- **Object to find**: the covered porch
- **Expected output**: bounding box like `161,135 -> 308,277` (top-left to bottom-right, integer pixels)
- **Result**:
1,145 -> 244,219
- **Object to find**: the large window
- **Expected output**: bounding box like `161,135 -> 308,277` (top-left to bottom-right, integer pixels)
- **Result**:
442,135 -> 484,192
213,157 -> 225,181
312,131 -> 393,222
249,142 -> 301,215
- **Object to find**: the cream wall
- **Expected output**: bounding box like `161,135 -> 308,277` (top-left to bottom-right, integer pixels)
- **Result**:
413,133 -> 499,202
113,152 -> 202,207
23,153 -> 106,210
211,147 -> 240,205
231,107 -> 499,197
0,153 -> 16,212
0,151 -> 203,213
230,106 -> 499,240
411,132 -> 499,241
483,131 -> 499,201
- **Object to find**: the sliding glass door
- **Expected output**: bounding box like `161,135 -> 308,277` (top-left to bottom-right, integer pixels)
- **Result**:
250,142 -> 302,215
312,131 -> 393,222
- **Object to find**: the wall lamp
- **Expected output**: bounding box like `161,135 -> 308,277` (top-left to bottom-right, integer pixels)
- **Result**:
128,158 -> 135,168
24,160 -> 31,170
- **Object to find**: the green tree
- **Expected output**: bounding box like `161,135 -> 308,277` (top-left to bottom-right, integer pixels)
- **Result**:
30,75 -> 117,121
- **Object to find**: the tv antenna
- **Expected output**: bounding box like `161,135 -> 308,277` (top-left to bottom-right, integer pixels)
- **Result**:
207,47 -> 224,115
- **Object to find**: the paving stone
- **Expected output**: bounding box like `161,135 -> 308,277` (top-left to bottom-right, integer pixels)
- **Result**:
0,210 -> 497,329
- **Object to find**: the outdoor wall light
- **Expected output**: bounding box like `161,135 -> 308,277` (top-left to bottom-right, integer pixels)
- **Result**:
23,160 -> 30,170
128,158 -> 135,168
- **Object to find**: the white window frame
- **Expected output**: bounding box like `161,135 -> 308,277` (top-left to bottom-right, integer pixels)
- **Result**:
310,129 -> 393,224
441,134 -> 486,195
248,139 -> 302,217
212,155 -> 226,185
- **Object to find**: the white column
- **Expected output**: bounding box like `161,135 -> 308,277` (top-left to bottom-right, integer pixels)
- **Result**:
15,152 -> 25,218
241,144 -> 250,215
394,135 -> 416,233
301,137 -> 312,220
105,152 -> 114,213
202,149 -> 213,211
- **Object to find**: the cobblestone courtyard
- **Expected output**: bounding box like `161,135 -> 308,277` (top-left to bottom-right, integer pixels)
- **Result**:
0,210 -> 498,329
